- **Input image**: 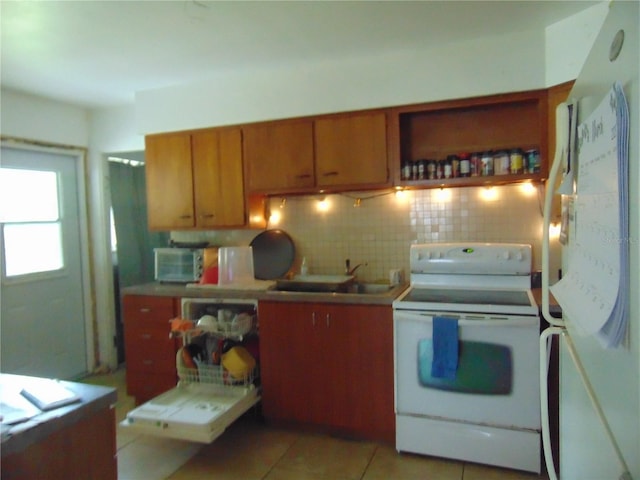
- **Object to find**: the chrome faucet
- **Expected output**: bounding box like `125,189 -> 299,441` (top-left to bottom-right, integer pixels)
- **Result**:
345,259 -> 367,276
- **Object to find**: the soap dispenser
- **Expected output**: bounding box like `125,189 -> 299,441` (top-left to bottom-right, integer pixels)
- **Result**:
300,257 -> 308,276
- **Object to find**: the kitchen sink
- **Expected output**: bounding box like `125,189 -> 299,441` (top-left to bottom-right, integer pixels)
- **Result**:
346,283 -> 394,294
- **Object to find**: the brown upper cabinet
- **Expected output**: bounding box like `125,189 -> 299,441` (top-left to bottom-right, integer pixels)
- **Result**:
315,112 -> 388,188
389,90 -> 549,188
145,128 -> 252,230
243,111 -> 390,194
243,119 -> 315,192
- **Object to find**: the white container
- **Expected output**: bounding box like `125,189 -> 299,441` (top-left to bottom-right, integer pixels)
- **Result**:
218,247 -> 255,285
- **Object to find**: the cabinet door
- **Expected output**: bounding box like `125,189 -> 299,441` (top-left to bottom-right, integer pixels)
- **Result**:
336,304 -> 395,442
192,128 -> 246,227
145,133 -> 195,229
243,120 -> 315,193
259,301 -> 316,423
259,301 -> 395,441
315,112 -> 389,187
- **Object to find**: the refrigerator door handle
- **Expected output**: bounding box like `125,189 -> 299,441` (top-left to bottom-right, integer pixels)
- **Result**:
541,102 -> 571,329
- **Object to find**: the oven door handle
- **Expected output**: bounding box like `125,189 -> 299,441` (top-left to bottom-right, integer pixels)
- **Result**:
395,312 -> 539,328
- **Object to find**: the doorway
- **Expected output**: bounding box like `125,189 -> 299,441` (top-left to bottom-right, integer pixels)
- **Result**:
1,143 -> 91,379
108,152 -> 168,364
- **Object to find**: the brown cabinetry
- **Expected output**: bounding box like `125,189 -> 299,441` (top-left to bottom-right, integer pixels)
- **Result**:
315,111 -> 389,188
123,295 -> 179,404
391,90 -> 549,188
243,119 -> 315,192
259,300 -> 394,442
243,111 -> 390,194
145,128 -> 261,230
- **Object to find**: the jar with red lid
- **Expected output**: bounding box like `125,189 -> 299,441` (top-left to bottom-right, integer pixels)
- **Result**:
470,152 -> 481,176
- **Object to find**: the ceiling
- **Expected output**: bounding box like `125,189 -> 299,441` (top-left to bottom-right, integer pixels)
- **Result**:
1,1 -> 599,109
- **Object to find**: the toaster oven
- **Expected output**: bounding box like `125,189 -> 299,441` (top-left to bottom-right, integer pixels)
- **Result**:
154,248 -> 204,283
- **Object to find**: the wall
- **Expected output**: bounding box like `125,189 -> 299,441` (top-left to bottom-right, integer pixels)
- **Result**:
1,88 -> 89,146
545,2 -> 610,87
172,184 -> 562,283
136,28 -> 545,134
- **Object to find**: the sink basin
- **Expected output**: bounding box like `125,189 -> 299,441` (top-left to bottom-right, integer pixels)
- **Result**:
275,275 -> 355,293
346,283 -> 394,294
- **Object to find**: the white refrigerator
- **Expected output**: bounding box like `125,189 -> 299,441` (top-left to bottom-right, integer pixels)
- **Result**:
541,2 -> 639,480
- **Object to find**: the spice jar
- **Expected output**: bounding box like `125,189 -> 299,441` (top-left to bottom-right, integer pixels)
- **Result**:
481,151 -> 494,176
427,159 -> 437,180
443,157 -> 453,179
458,153 -> 471,177
470,152 -> 481,176
417,159 -> 426,180
509,148 -> 524,174
525,149 -> 541,173
401,160 -> 412,180
493,150 -> 510,175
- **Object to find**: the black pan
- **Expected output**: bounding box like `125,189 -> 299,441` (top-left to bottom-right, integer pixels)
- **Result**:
250,229 -> 295,280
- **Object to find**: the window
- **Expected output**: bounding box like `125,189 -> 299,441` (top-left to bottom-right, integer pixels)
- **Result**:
0,168 -> 64,277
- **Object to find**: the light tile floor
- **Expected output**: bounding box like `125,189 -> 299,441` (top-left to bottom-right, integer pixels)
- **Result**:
82,369 -> 549,480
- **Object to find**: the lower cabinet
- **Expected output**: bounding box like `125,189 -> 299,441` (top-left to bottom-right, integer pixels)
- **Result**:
123,295 -> 179,404
259,300 -> 394,442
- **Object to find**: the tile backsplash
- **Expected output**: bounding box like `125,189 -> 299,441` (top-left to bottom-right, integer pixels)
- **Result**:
172,184 -> 561,283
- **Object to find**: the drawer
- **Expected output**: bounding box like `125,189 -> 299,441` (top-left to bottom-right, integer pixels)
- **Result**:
124,328 -> 178,373
126,371 -> 177,404
123,295 -> 176,326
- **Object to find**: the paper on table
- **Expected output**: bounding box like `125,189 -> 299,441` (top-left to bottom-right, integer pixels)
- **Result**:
550,82 -> 629,348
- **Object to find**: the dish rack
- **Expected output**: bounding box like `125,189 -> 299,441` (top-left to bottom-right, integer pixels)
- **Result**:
173,313 -> 258,391
176,349 -> 257,389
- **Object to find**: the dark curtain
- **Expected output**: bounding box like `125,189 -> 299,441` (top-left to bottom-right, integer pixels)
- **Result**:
109,161 -> 168,287
110,161 -> 168,364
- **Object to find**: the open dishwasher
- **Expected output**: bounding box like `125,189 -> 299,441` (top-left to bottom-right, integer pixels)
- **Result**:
121,298 -> 260,443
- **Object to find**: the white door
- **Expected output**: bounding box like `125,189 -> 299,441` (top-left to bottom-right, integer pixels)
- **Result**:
1,145 -> 89,379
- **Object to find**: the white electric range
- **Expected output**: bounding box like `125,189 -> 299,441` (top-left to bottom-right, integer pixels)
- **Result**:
393,242 -> 541,473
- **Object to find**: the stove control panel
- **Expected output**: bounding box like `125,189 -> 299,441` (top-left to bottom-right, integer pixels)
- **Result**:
410,242 -> 532,275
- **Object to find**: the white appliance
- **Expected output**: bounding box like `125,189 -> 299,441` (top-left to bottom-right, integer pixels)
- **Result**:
393,242 -> 541,473
121,297 -> 260,443
540,2 -> 639,479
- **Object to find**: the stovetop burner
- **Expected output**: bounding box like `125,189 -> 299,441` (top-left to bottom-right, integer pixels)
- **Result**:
394,242 -> 537,316
401,288 -> 532,307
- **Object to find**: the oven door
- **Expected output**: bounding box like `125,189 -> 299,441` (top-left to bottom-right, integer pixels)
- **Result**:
394,309 -> 540,430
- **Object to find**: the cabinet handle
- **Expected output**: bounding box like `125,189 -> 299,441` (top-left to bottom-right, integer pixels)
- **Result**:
140,334 -> 152,340
139,308 -> 151,313
179,215 -> 192,219
322,171 -> 339,177
143,360 -> 153,365
326,313 -> 331,327
311,312 -> 316,327
296,174 -> 312,179
201,213 -> 215,219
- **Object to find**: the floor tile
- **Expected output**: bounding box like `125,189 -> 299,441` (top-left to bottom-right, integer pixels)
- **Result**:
168,417 -> 297,480
265,466 -> 353,480
363,445 -> 464,480
117,435 -> 202,480
463,462 -> 547,480
275,432 -> 377,480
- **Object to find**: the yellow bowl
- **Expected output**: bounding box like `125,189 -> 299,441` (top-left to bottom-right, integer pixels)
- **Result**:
221,346 -> 256,380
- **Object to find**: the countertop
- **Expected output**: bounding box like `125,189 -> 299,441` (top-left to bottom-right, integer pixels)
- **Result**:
0,374 -> 117,457
122,283 -> 561,313
121,282 -> 410,306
